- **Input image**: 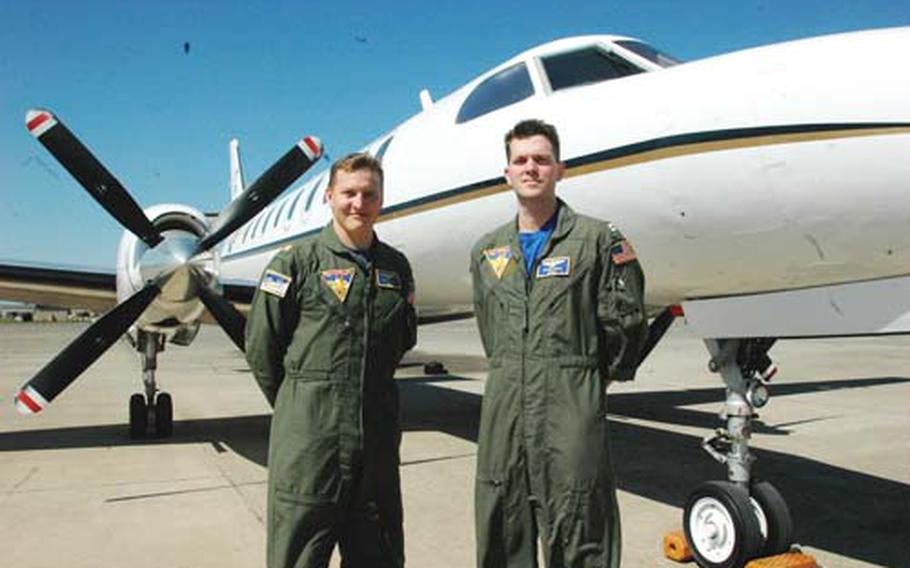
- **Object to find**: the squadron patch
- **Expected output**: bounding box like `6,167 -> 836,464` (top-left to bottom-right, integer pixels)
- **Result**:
483,247 -> 513,280
260,270 -> 292,298
376,270 -> 402,289
321,268 -> 355,302
536,256 -> 571,278
611,240 -> 637,265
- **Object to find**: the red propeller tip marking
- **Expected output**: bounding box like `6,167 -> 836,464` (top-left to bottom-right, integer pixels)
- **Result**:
25,111 -> 56,137
15,388 -> 45,415
669,304 -> 684,317
300,136 -> 323,161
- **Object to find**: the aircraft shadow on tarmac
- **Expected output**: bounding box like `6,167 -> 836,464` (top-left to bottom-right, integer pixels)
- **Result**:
1,375 -> 908,567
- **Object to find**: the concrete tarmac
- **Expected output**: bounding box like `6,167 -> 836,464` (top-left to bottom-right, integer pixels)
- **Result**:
1,320 -> 908,568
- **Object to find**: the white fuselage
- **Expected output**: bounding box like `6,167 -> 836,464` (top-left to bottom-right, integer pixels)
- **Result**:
217,28 -> 910,316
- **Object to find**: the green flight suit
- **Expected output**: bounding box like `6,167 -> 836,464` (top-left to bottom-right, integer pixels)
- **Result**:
245,223 -> 417,568
470,202 -> 647,568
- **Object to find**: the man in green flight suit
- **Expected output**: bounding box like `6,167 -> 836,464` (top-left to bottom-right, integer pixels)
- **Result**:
471,119 -> 648,568
246,152 -> 417,568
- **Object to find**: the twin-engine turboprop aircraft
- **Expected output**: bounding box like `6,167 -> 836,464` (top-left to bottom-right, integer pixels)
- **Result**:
3,27 -> 910,568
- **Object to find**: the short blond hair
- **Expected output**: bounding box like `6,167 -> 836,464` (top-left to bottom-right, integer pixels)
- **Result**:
328,152 -> 384,189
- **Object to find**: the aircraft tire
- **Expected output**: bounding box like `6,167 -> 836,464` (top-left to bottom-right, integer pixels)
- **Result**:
684,481 -> 763,568
154,392 -> 173,438
129,393 -> 148,439
750,481 -> 794,556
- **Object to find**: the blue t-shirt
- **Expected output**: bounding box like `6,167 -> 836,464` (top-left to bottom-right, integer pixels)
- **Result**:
519,209 -> 558,274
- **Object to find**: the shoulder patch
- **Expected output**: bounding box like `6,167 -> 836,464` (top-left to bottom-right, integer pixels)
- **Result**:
611,240 -> 637,265
321,268 -> 355,302
536,256 -> 571,278
483,246 -> 513,280
260,270 -> 292,298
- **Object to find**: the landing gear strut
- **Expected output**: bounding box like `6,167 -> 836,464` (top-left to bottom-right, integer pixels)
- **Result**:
683,338 -> 794,568
128,331 -> 174,439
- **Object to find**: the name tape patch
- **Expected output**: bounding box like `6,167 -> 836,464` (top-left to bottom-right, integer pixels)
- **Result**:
536,256 -> 571,278
260,270 -> 291,298
376,270 -> 402,289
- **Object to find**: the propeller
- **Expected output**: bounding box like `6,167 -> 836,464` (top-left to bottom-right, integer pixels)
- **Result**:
195,136 -> 323,254
25,110 -> 163,248
15,283 -> 161,414
16,109 -> 323,413
193,270 -> 246,352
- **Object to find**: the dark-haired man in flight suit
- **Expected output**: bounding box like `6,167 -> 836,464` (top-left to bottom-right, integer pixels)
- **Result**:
471,119 -> 647,568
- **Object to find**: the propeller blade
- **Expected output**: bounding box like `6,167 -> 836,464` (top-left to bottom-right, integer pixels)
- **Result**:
13,283 -> 161,415
195,136 -> 323,253
25,109 -> 163,248
194,272 -> 246,352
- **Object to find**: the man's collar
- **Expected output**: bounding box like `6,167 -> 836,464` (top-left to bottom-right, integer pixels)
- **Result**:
320,222 -> 379,255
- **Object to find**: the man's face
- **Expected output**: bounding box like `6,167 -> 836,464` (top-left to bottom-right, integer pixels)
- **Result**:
505,134 -> 564,202
326,168 -> 383,237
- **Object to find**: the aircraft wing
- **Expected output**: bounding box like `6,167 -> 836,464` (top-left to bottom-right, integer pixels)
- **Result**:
0,262 -> 117,312
0,262 -> 258,318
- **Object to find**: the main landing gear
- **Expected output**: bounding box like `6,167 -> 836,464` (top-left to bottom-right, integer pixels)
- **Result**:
128,331 -> 174,439
683,338 -> 794,568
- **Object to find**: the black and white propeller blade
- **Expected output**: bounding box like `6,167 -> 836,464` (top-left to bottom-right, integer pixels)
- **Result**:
194,271 -> 247,352
195,136 -> 323,254
14,284 -> 161,415
25,109 -> 163,248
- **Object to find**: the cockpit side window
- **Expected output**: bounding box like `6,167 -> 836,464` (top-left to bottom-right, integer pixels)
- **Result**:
615,40 -> 680,67
542,46 -> 642,92
456,62 -> 534,124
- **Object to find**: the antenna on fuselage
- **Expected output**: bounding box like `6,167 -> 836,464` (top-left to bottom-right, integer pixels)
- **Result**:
419,88 -> 433,111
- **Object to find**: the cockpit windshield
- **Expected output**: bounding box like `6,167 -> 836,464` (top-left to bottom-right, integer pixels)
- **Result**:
541,47 -> 643,92
615,40 -> 681,67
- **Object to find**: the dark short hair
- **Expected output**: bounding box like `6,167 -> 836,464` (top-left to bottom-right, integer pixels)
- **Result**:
328,152 -> 384,189
504,119 -> 560,162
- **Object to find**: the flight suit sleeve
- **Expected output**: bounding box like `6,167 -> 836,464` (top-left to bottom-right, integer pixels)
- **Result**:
400,257 -> 418,354
470,245 -> 494,358
597,227 -> 648,382
244,251 -> 302,407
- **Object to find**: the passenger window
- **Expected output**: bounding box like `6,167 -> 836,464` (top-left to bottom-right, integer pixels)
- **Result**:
306,173 -> 328,211
456,62 -> 534,124
286,188 -> 304,221
542,47 -> 642,91
274,198 -> 289,228
241,221 -> 253,243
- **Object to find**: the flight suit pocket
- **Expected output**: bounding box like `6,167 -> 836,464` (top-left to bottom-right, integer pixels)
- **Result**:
270,380 -> 342,502
547,365 -> 607,485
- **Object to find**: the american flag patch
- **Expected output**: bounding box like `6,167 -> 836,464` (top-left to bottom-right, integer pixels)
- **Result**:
260,270 -> 292,298
611,240 -> 637,265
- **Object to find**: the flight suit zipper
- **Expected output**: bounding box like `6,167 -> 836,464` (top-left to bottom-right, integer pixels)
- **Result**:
360,264 -> 373,454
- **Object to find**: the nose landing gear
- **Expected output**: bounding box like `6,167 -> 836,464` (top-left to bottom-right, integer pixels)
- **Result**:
127,331 -> 174,439
683,338 -> 794,568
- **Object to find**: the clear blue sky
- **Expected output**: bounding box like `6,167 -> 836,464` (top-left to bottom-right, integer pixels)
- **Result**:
1,1 -> 907,269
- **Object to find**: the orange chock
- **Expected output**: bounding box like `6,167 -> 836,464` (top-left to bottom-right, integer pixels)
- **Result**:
663,530 -> 692,562
746,551 -> 818,568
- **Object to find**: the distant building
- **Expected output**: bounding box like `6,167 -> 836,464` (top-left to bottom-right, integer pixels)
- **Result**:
0,301 -> 95,322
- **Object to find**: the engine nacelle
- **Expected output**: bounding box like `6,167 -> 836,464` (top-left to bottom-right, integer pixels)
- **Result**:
116,204 -> 219,342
